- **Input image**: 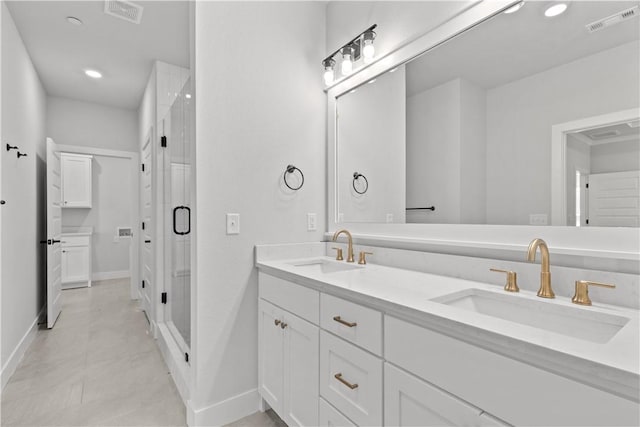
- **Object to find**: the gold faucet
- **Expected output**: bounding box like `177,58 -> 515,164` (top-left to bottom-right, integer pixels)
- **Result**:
526,238 -> 555,298
332,229 -> 355,263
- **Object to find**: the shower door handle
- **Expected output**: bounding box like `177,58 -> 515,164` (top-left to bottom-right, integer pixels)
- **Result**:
173,206 -> 191,235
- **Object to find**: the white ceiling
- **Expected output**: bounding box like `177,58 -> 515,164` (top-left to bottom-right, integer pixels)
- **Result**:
6,1 -> 190,110
406,1 -> 640,96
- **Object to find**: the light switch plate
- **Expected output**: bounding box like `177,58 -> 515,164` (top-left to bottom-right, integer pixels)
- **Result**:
226,213 -> 240,234
307,213 -> 317,231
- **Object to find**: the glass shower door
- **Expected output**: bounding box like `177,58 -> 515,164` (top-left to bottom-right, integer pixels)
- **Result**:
163,77 -> 192,351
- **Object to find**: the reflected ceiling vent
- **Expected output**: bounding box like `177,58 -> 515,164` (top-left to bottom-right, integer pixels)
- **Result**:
586,6 -> 638,33
104,0 -> 143,24
587,130 -> 620,140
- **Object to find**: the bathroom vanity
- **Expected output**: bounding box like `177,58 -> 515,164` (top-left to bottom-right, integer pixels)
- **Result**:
256,243 -> 639,427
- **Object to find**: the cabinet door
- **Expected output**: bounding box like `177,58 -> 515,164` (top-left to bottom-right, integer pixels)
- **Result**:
319,398 -> 356,427
385,363 -> 482,426
282,311 -> 319,427
61,246 -> 90,283
259,299 -> 285,414
62,155 -> 92,208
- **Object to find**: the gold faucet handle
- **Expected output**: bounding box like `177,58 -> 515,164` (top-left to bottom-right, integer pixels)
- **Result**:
572,280 -> 615,306
490,268 -> 519,293
332,247 -> 343,261
358,251 -> 373,265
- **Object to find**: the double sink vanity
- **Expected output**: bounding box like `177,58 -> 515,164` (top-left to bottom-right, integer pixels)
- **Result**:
256,234 -> 639,427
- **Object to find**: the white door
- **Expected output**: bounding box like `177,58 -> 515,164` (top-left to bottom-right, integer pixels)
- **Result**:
282,311 -> 319,427
588,170 -> 640,227
46,138 -> 62,328
140,136 -> 153,318
259,299 -> 284,414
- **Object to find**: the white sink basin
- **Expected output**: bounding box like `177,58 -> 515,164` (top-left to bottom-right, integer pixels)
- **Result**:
432,288 -> 629,344
288,259 -> 362,274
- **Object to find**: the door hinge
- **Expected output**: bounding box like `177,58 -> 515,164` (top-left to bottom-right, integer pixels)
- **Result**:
586,183 -> 589,189
141,280 -> 145,289
141,222 -> 145,230
185,352 -> 189,363
586,219 -> 589,225
141,163 -> 145,172
161,292 -> 167,304
161,136 -> 167,147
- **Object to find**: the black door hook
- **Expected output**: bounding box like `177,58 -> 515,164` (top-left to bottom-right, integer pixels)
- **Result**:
17,152 -> 28,158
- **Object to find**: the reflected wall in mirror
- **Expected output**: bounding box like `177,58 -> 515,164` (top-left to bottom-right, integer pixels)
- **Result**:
335,1 -> 640,226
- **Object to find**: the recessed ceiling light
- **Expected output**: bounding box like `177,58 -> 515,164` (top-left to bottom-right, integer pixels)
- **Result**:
84,69 -> 102,79
66,16 -> 83,26
545,2 -> 568,17
504,1 -> 524,14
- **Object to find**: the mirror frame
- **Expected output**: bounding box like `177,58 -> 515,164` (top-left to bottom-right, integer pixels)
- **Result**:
325,0 -> 640,267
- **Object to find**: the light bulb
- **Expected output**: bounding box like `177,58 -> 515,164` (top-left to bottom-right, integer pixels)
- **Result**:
545,2 -> 567,17
363,39 -> 375,63
341,54 -> 353,75
84,69 -> 102,79
323,68 -> 334,85
503,1 -> 524,14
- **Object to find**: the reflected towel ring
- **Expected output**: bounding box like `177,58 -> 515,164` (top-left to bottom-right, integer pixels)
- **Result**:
284,165 -> 304,191
353,172 -> 368,194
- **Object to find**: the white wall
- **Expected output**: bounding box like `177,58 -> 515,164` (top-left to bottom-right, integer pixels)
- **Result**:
60,155 -> 132,277
193,2 -> 326,424
486,40 -> 640,225
591,139 -> 640,174
1,2 -> 47,386
338,65 -> 405,223
406,77 -> 486,224
46,96 -> 138,152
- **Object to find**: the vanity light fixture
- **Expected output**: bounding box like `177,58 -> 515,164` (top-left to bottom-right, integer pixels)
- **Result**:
321,24 -> 377,85
544,2 -> 568,17
84,69 -> 103,79
503,1 -> 524,14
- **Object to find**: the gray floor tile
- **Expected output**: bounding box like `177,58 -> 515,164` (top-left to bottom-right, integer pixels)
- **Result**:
0,279 -> 186,427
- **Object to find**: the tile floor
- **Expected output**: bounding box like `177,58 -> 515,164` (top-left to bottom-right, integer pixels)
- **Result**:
1,279 -> 186,426
226,410 -> 287,427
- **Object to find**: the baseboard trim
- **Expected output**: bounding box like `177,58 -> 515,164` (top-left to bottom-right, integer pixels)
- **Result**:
1,306 -> 45,390
92,270 -> 130,281
156,323 -> 190,404
187,389 -> 260,427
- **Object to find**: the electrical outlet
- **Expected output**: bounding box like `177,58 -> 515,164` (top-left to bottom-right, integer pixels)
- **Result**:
386,213 -> 394,223
529,214 -> 548,225
307,213 -> 317,231
226,213 -> 240,234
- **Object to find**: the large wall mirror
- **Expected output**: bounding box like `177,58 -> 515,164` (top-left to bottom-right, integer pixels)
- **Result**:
334,1 -> 639,227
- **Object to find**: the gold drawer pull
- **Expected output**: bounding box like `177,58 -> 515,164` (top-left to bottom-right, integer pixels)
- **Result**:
333,316 -> 357,328
334,373 -> 358,390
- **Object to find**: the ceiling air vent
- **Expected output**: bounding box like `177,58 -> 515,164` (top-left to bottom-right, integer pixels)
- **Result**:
586,6 -> 638,33
104,0 -> 143,24
588,130 -> 620,140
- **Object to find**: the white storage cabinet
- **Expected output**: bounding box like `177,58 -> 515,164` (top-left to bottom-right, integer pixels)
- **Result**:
61,153 -> 92,208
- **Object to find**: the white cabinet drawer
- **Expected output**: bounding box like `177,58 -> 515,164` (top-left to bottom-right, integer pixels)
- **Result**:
61,235 -> 90,247
385,363 -> 483,426
320,293 -> 382,355
385,316 -> 639,426
259,273 -> 319,324
320,331 -> 382,426
319,398 -> 356,427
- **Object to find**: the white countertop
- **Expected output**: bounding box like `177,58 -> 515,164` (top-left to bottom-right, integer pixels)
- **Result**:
61,227 -> 93,236
257,255 -> 640,401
